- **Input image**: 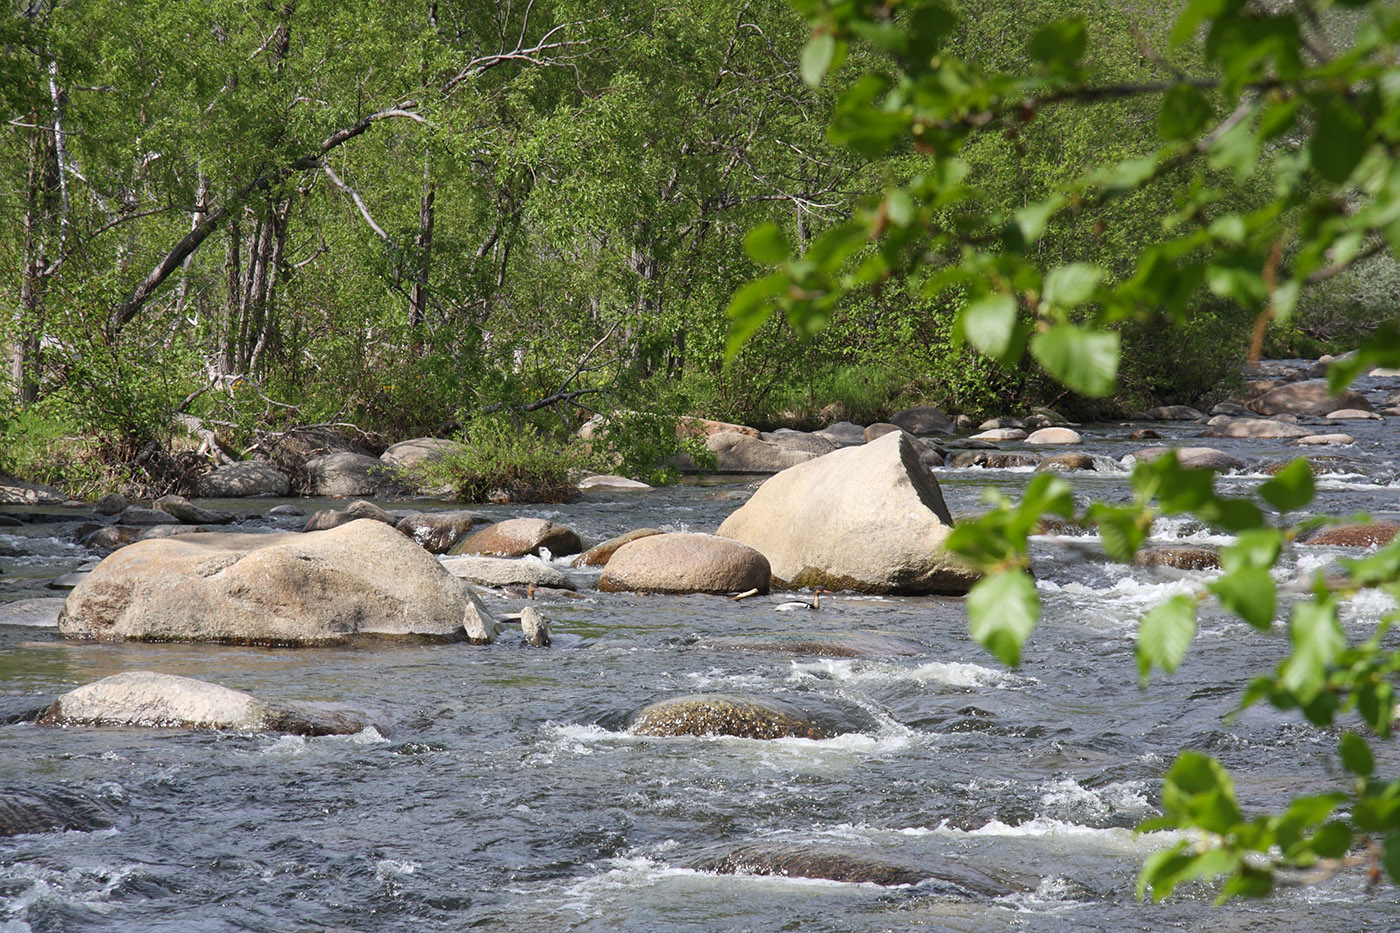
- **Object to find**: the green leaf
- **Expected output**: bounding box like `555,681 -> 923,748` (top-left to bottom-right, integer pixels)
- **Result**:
1159,84 -> 1213,140
801,32 -> 836,87
724,274 -> 787,360
1161,751 -> 1243,835
1220,528 -> 1282,573
1311,96 -> 1368,184
885,188 -> 915,227
1028,17 -> 1087,72
966,569 -> 1039,668
958,295 -> 1019,361
1043,263 -> 1103,308
1340,732 -> 1374,777
1258,459 -> 1316,513
744,224 -> 790,266
1209,567 -> 1276,630
1011,195 -> 1065,246
1030,326 -> 1120,396
1138,595 -> 1198,682
1280,599 -> 1344,703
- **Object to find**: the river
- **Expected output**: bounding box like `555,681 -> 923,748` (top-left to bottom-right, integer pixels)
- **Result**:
0,369 -> 1397,931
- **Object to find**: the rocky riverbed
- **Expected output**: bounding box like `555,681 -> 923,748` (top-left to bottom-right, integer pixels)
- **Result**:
1,358 -> 1399,930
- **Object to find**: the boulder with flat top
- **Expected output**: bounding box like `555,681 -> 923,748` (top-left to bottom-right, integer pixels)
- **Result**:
59,519 -> 495,645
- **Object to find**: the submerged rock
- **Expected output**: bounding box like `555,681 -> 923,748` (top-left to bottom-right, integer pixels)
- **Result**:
1299,522 -> 1400,548
0,787 -> 113,837
683,843 -> 1032,895
1133,546 -> 1221,571
60,519 -> 494,645
698,633 -> 928,658
629,694 -> 825,739
597,533 -> 770,595
718,431 -> 977,595
38,671 -> 367,735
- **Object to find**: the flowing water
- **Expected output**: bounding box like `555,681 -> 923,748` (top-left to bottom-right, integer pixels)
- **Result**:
1,369 -> 1399,931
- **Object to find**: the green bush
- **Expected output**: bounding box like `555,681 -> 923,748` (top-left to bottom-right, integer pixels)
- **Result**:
422,413 -> 585,503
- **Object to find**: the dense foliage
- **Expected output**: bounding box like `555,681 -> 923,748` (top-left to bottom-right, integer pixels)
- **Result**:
730,0 -> 1400,902
3,0 -> 1353,487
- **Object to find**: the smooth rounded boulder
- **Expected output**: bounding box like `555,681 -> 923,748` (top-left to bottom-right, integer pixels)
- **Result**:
38,671 -> 367,735
889,405 -> 953,435
597,533 -> 769,595
1025,427 -> 1082,445
1130,446 -> 1246,472
717,431 -> 978,595
705,432 -> 816,473
575,527 -> 664,567
1248,379 -> 1372,417
195,461 -> 291,498
449,517 -> 581,558
439,554 -> 575,590
59,519 -> 495,645
628,694 -> 824,739
303,452 -> 402,497
380,437 -> 465,469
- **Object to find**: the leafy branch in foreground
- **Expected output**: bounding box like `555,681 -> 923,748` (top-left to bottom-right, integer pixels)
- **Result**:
731,0 -> 1400,902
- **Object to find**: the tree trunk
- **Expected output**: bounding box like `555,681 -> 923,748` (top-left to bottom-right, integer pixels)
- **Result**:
13,120 -> 58,404
409,163 -> 435,327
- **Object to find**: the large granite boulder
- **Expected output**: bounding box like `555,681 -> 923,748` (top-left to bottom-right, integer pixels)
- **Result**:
303,452 -> 403,497
889,405 -> 954,435
59,519 -> 495,645
195,461 -> 291,498
718,431 -> 977,595
1202,418 -> 1316,439
1248,379 -> 1372,417
628,694 -> 824,739
813,421 -> 867,448
705,432 -> 817,473
38,671 -> 368,735
380,437 -> 465,469
0,473 -> 66,505
448,518 -> 581,558
760,430 -> 839,457
597,533 -> 770,595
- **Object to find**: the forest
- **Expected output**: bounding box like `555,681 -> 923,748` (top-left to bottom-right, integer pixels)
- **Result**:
4,0 -> 1394,496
